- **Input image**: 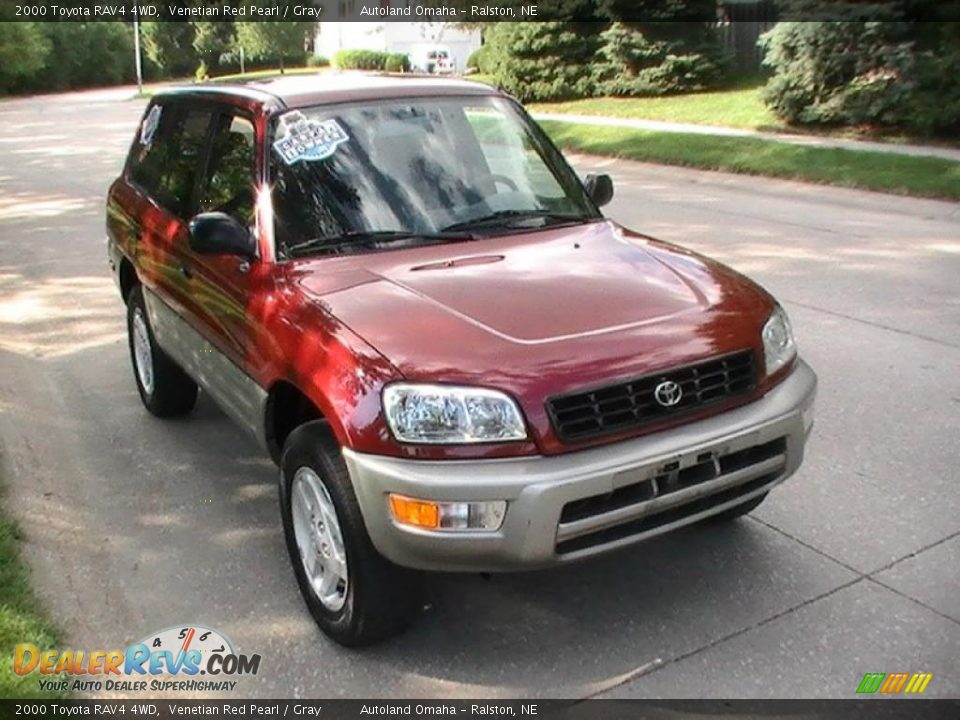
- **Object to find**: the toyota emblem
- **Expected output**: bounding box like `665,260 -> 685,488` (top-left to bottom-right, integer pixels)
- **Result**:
654,380 -> 683,407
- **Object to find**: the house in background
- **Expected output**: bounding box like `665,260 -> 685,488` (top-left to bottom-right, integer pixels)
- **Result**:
315,18 -> 481,72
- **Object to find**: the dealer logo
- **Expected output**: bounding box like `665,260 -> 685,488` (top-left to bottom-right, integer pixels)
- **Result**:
15,624 -> 260,694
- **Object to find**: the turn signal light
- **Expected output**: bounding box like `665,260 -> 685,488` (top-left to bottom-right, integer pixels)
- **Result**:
389,495 -> 440,530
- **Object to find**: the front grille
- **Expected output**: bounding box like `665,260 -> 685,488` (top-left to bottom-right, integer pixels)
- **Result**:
547,351 -> 757,443
555,437 -> 787,555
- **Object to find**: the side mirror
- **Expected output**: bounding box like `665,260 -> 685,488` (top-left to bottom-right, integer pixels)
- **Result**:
584,173 -> 614,208
188,213 -> 257,259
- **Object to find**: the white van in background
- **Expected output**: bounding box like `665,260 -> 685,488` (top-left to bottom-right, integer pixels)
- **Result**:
410,44 -> 456,74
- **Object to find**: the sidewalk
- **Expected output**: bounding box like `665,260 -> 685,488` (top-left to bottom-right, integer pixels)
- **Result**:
531,112 -> 960,163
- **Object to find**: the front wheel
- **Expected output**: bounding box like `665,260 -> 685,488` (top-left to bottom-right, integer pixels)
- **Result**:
280,422 -> 423,646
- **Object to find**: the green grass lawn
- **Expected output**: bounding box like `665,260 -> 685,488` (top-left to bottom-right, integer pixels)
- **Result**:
540,120 -> 960,201
0,479 -> 63,698
531,83 -> 779,130
210,66 -> 329,83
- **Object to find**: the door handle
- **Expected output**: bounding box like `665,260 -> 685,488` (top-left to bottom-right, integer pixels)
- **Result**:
179,263 -> 193,280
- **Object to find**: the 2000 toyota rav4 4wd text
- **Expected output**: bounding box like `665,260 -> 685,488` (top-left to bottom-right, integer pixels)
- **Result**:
107,75 -> 817,646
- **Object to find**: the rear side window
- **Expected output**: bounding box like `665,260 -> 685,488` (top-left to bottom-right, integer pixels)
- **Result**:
197,114 -> 256,225
128,103 -> 213,218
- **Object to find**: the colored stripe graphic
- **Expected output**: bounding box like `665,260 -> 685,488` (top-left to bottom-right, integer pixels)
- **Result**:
904,673 -> 933,694
857,672 -> 932,695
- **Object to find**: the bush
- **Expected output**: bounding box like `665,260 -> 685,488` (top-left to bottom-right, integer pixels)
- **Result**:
760,21 -> 913,127
333,49 -> 391,71
306,55 -> 329,68
485,23 -> 601,102
594,21 -> 727,96
760,17 -> 960,134
0,22 -> 50,93
36,22 -> 136,91
467,45 -> 490,74
910,39 -> 960,135
385,53 -> 410,73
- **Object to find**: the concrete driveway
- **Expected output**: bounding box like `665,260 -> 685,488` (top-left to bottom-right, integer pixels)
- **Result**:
0,88 -> 957,699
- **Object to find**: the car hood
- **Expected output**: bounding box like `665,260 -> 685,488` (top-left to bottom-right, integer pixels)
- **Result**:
293,220 -> 774,452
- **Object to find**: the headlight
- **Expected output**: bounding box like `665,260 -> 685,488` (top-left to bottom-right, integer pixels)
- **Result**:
383,384 -> 528,444
762,305 -> 797,375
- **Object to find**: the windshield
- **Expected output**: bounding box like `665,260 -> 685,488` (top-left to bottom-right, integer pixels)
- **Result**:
269,95 -> 599,258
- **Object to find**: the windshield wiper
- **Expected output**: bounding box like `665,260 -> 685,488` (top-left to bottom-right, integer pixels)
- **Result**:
442,210 -> 590,233
285,229 -> 476,258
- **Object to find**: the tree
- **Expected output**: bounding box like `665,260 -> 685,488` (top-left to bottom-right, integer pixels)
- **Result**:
0,22 -> 50,93
191,21 -> 236,74
593,0 -> 728,97
141,21 -> 197,77
235,20 -> 313,72
758,7 -> 960,134
485,22 -> 602,102
593,21 -> 726,96
39,23 -> 135,91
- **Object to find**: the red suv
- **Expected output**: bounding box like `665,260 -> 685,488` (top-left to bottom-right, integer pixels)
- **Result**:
107,75 -> 816,646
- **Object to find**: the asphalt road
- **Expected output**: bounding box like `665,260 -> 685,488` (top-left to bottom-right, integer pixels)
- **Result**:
1,88 -> 958,700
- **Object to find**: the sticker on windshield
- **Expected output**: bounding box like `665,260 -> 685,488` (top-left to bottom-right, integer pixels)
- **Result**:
140,105 -> 162,146
273,112 -> 349,165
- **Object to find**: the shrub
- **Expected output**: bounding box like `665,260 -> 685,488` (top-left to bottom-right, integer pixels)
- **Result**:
333,49 -> 391,71
760,15 -> 960,134
594,21 -> 727,96
485,23 -> 601,102
467,45 -> 490,73
38,22 -> 136,91
760,21 -> 914,127
909,39 -> 960,135
306,55 -> 329,68
0,22 -> 50,93
385,53 -> 410,73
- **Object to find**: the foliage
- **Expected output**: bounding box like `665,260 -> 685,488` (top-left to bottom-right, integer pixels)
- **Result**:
594,22 -> 727,96
191,21 -> 236,73
480,10 -> 727,102
760,9 -> 960,135
333,49 -> 391,71
142,21 -> 197,77
236,22 -> 314,70
0,22 -> 51,93
485,22 -> 601,102
0,484 -> 64,698
306,55 -> 330,68
235,19 -> 312,70
902,22 -> 960,135
38,23 -> 136,91
467,45 -> 490,73
385,53 -> 411,73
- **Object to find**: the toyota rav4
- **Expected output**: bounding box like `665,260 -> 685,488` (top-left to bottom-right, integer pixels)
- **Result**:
107,75 -> 817,646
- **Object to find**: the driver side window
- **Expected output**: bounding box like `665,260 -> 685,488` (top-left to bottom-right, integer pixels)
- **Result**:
198,114 -> 256,226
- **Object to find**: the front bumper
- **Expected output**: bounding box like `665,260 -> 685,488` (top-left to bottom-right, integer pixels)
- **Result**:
345,360 -> 817,572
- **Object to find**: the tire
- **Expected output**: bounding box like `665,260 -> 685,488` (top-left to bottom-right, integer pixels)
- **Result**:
708,492 -> 768,522
280,422 -> 423,647
127,285 -> 198,418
